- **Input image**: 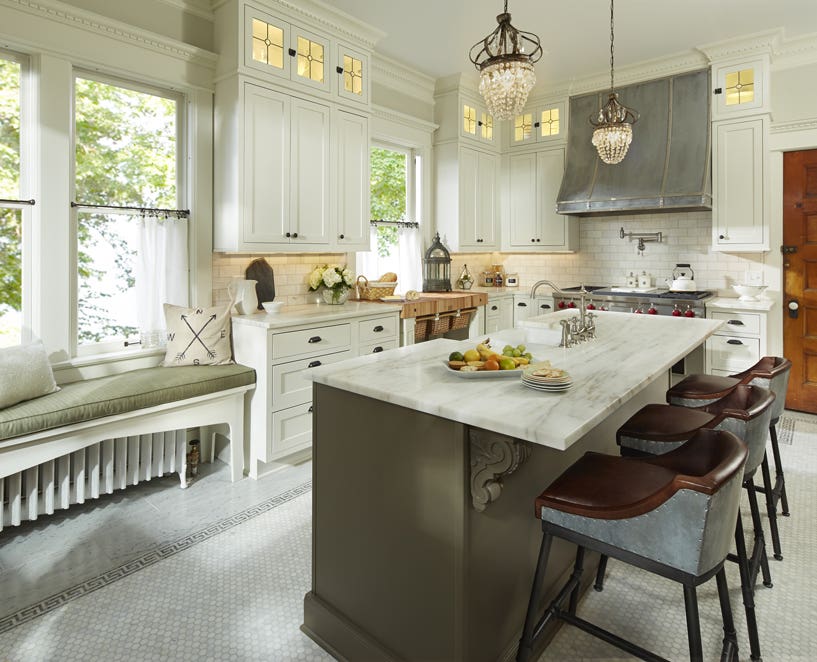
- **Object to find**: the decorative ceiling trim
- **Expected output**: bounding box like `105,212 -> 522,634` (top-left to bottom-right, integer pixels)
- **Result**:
771,118 -> 817,135
155,0 -> 213,22
372,104 -> 438,133
223,0 -> 385,49
0,0 -> 217,66
373,53 -> 436,105
697,28 -> 780,62
773,33 -> 817,71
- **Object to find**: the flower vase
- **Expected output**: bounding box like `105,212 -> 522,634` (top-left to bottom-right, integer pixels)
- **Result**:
322,286 -> 351,305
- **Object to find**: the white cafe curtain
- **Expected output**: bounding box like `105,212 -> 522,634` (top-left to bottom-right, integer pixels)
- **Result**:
357,224 -> 422,293
135,214 -> 188,346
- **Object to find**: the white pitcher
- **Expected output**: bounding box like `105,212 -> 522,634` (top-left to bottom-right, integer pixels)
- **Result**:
228,278 -> 258,315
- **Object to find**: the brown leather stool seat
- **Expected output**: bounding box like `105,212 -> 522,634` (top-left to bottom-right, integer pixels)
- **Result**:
668,356 -> 793,561
517,429 -> 746,662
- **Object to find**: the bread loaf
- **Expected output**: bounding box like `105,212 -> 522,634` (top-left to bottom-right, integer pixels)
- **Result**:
379,272 -> 398,283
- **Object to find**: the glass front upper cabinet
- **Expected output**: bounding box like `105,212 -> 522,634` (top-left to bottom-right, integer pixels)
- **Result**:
244,6 -> 331,94
461,103 -> 494,144
511,102 -> 565,146
712,57 -> 768,118
336,44 -> 369,105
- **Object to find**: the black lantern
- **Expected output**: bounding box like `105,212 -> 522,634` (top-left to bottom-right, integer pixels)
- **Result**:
423,232 -> 452,292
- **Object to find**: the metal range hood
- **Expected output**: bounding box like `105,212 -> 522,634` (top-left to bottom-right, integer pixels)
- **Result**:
557,68 -> 712,216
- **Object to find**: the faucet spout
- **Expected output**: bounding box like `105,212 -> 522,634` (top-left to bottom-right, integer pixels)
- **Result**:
529,280 -> 565,299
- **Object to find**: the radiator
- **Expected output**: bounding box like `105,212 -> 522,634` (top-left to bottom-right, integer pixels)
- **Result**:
0,430 -> 188,531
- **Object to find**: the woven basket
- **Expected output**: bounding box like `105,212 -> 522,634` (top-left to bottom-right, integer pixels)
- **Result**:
356,275 -> 398,300
450,309 -> 472,331
414,318 -> 429,342
428,315 -> 452,336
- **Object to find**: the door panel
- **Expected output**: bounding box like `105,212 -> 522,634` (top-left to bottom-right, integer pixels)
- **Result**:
783,148 -> 817,412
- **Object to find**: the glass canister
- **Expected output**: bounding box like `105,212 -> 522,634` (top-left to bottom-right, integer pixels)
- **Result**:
481,270 -> 496,287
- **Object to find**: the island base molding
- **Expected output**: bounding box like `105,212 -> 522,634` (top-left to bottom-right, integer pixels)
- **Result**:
304,377 -> 668,661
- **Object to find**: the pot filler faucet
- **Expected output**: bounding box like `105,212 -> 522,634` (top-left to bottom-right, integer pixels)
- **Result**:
529,280 -> 596,347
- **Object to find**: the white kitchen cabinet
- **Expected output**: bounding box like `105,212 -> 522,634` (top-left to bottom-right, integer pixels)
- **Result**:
336,43 -> 370,106
712,116 -> 769,252
460,99 -> 496,147
484,295 -> 513,334
435,143 -> 500,251
513,294 -> 554,326
505,147 -> 578,252
334,109 -> 370,250
704,304 -> 768,376
711,56 -> 769,121
233,308 -> 400,477
508,100 -> 567,148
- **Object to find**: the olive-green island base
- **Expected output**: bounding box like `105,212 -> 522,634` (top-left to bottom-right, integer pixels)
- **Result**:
303,375 -> 668,661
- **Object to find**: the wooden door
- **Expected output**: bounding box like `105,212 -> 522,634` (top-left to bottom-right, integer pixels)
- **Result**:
782,148 -> 817,412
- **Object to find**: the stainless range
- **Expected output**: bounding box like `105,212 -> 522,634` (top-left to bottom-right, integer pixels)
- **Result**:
552,286 -> 714,318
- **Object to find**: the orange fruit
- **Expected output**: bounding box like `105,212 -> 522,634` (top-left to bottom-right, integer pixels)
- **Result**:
483,359 -> 500,371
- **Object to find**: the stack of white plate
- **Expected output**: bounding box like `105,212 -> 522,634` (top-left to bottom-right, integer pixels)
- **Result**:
521,364 -> 573,392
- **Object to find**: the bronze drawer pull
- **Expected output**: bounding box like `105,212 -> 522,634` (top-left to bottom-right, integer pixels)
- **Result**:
373,325 -> 384,332
727,339 -> 744,345
308,336 -> 322,343
372,346 -> 383,353
727,320 -> 745,326
308,360 -> 322,368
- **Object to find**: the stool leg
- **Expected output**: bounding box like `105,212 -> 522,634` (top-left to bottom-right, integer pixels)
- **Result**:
715,567 -> 740,662
568,546 -> 586,615
745,478 -> 773,589
760,452 -> 783,561
594,554 -> 608,592
769,423 -> 790,516
517,532 -> 553,662
734,515 -> 763,661
683,584 -> 704,662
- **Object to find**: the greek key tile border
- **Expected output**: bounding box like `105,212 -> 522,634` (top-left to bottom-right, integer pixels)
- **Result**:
0,481 -> 312,634
778,415 -> 796,446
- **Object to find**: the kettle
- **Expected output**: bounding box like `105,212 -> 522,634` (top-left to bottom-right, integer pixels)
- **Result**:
228,277 -> 259,315
666,264 -> 697,292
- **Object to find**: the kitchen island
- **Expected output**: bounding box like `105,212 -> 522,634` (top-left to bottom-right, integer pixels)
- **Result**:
302,311 -> 723,661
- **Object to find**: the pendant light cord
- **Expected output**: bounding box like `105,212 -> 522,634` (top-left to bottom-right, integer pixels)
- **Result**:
609,0 -> 615,91
504,0 -> 508,13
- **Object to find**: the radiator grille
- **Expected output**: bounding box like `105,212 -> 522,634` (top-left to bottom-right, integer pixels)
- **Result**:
1,430 -> 188,530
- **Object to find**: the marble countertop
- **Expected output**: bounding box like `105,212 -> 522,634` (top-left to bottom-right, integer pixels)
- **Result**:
231,302 -> 402,329
706,297 -> 774,312
307,310 -> 723,450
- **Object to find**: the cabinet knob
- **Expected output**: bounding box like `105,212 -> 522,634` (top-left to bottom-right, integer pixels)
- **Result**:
531,238 -> 535,242
292,232 -> 298,238
285,232 -> 291,238
288,48 -> 296,57
336,65 -> 344,74
719,234 -> 726,240
491,305 -> 498,311
536,238 -> 541,242
476,238 -> 483,243
307,360 -> 322,368
726,339 -> 744,345
308,405 -> 314,413
534,121 -> 540,127
339,233 -> 345,239
372,346 -> 384,353
373,325 -> 384,332
308,336 -> 322,343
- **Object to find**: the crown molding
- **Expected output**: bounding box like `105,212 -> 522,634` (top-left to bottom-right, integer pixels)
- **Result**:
216,0 -> 385,49
1,0 -> 217,67
773,32 -> 817,71
771,118 -> 817,135
156,0 -> 213,22
372,104 -> 438,133
697,28 -> 780,63
373,52 -> 436,105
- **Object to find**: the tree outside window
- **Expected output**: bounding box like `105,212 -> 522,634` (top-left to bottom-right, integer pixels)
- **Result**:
370,146 -> 407,256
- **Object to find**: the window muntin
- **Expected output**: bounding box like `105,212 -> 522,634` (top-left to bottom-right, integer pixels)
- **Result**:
74,75 -> 181,351
0,55 -> 22,347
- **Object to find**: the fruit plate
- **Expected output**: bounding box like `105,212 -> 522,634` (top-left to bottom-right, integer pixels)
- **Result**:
441,361 -> 525,379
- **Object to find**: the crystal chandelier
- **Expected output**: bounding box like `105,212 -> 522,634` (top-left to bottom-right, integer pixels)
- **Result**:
469,1 -> 542,120
590,0 -> 639,164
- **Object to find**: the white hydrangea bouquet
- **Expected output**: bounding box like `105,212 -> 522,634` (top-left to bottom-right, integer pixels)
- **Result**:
308,264 -> 355,304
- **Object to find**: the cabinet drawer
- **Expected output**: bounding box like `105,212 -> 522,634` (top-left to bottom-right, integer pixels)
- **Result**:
710,311 -> 761,336
358,315 -> 399,344
268,401 -> 313,460
359,339 -> 398,356
271,349 -> 353,411
272,323 -> 351,360
707,335 -> 760,372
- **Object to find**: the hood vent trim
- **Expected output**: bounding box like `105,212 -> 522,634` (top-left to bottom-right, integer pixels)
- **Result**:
557,69 -> 712,216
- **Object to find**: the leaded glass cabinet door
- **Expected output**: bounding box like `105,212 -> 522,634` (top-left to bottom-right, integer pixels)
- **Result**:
244,6 -> 291,81
290,26 -> 332,94
336,44 -> 369,105
712,57 -> 768,119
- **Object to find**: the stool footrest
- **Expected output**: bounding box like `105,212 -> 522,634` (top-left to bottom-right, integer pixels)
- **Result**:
559,611 -> 670,662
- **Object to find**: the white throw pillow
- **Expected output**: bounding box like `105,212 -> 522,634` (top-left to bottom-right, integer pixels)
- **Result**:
0,340 -> 60,409
162,303 -> 234,367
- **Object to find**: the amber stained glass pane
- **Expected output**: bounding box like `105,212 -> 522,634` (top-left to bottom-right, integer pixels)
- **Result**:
514,113 -> 533,142
463,105 -> 476,135
297,36 -> 324,83
343,54 -> 363,95
725,68 -> 754,106
251,19 -> 284,69
481,112 -> 493,141
540,108 -> 560,137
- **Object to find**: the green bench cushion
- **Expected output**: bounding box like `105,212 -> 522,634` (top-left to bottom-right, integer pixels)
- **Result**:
0,364 -> 256,441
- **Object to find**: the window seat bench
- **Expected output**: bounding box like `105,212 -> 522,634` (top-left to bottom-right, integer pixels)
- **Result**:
0,364 -> 255,529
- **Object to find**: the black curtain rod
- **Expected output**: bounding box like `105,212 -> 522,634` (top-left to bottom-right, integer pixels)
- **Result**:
0,198 -> 35,206
370,219 -> 419,228
72,201 -> 190,217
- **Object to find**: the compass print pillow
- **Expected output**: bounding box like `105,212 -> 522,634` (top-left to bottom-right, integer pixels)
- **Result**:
162,303 -> 234,366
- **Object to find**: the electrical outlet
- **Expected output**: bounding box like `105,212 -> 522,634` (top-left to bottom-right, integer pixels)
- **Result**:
744,271 -> 763,286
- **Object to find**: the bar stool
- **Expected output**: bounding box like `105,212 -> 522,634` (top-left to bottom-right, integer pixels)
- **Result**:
668,357 -> 792,561
598,385 -> 775,661
517,429 -> 746,662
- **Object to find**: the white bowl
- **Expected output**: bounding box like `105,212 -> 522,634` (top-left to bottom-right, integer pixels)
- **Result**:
262,301 -> 285,314
732,284 -> 767,301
